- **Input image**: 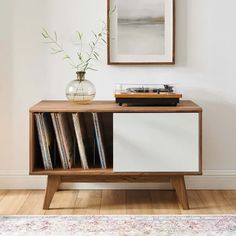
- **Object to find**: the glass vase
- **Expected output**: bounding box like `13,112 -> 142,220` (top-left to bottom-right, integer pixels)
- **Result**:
66,71 -> 96,104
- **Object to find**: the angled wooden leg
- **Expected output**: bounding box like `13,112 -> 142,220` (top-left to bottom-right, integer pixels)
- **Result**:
43,175 -> 61,210
170,176 -> 189,210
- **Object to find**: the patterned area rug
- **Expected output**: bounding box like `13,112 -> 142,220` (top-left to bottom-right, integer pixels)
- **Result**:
0,215 -> 236,236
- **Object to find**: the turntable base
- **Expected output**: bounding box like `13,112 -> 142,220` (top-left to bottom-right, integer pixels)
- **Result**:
115,93 -> 182,106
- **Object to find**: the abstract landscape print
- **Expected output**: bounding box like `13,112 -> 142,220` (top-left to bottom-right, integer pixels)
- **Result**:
108,0 -> 175,64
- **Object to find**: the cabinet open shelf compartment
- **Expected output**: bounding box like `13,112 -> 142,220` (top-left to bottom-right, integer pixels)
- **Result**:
30,112 -> 113,174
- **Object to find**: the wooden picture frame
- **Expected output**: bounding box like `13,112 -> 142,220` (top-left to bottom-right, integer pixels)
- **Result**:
107,0 -> 175,65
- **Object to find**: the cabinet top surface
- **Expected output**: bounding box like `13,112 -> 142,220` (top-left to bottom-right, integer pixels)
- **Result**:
30,100 -> 202,113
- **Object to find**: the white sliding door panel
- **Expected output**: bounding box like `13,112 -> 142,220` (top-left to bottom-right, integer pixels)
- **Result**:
113,113 -> 199,172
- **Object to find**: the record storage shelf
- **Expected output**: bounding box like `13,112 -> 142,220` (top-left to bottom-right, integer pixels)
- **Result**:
29,100 -> 202,210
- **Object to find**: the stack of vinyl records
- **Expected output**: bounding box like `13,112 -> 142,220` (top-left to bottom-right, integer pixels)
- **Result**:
35,112 -> 107,170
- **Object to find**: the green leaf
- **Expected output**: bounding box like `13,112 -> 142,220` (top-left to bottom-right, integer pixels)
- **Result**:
76,31 -> 83,40
92,31 -> 97,38
63,54 -> 70,59
87,67 -> 98,71
41,32 -> 48,39
110,5 -> 116,14
101,38 -> 107,44
93,53 -> 99,60
42,28 -> 49,36
51,49 -> 63,54
77,52 -> 82,60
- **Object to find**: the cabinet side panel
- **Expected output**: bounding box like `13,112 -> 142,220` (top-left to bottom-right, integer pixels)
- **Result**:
29,112 -> 34,173
113,113 -> 199,172
199,112 -> 203,174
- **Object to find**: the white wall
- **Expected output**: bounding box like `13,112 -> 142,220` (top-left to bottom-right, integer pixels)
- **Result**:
1,0 -> 236,189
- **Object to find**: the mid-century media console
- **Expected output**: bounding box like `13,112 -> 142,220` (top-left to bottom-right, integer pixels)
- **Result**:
29,100 -> 202,210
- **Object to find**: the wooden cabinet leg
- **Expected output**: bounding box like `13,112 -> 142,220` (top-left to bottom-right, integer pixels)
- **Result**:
170,176 -> 189,210
43,175 -> 61,210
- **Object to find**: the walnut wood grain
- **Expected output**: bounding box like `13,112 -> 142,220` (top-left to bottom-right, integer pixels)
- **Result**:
114,93 -> 182,99
29,112 -> 34,173
199,112 -> 203,175
30,168 -> 201,176
30,99 -> 202,210
43,176 -> 61,210
30,100 -> 202,113
170,176 -> 189,210
61,175 -> 170,183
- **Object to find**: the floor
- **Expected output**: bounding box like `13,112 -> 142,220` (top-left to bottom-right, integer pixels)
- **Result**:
0,190 -> 236,215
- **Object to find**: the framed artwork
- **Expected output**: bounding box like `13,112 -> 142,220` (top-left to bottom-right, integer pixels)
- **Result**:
107,0 -> 175,65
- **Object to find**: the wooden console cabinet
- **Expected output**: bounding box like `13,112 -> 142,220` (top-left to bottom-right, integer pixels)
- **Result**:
29,100 -> 202,210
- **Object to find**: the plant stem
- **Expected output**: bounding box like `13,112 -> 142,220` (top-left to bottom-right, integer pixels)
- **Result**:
47,34 -> 77,69
83,27 -> 105,71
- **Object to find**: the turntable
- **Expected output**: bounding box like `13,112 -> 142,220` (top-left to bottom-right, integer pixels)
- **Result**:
114,84 -> 182,106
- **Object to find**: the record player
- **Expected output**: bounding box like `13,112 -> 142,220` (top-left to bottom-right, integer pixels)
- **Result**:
114,84 -> 182,106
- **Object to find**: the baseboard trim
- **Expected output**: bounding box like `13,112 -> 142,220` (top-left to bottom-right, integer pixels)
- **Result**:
0,170 -> 236,190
